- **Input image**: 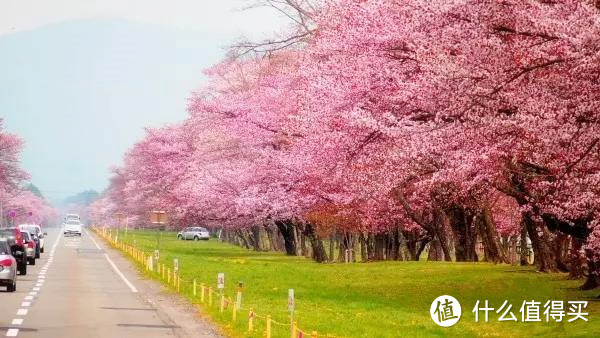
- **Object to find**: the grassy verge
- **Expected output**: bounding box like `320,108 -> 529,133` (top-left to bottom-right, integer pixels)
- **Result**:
96,228 -> 600,337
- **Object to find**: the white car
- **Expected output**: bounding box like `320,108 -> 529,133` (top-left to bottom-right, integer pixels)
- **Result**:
64,219 -> 82,236
18,224 -> 46,253
177,227 -> 210,241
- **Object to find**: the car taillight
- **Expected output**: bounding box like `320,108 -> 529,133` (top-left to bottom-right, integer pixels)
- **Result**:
27,241 -> 34,249
0,258 -> 13,266
16,231 -> 23,245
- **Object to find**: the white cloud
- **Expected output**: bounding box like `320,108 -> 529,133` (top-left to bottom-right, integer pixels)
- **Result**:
0,0 -> 286,37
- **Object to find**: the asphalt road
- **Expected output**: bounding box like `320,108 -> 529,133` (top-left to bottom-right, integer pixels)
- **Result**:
0,228 -> 219,338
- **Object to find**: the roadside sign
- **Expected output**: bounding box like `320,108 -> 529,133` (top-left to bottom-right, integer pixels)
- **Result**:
217,272 -> 225,289
288,289 -> 295,312
154,249 -> 160,261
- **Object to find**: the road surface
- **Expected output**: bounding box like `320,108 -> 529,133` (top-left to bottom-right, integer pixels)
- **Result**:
0,228 -> 220,338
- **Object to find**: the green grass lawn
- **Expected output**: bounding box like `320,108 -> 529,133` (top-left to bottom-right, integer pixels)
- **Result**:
105,230 -> 599,337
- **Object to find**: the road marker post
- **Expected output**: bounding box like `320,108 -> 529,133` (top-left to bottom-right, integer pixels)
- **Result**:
236,281 -> 243,309
201,283 -> 206,303
248,308 -> 255,332
266,315 -> 272,338
193,279 -> 197,296
208,287 -> 213,306
168,268 -> 171,284
232,300 -> 237,321
291,321 -> 298,338
217,273 -> 225,313
288,289 -> 295,332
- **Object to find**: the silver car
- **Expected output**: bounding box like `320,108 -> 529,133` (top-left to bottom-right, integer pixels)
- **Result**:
0,240 -> 17,292
177,227 -> 210,241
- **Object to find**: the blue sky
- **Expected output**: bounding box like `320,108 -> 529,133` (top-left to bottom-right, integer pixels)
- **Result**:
0,1 -> 285,203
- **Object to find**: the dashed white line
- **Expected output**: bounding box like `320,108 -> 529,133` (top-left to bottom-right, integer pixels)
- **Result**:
20,302 -> 31,307
6,328 -> 19,337
11,319 -> 23,326
24,296 -> 33,300
33,287 -> 40,291
29,291 -> 37,296
16,309 -> 27,316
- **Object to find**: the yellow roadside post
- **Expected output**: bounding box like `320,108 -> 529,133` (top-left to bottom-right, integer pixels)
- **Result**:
193,279 -> 197,297
167,268 -> 171,284
232,301 -> 237,321
266,315 -> 272,338
311,331 -> 318,338
208,287 -> 213,306
200,284 -> 206,303
248,308 -> 254,332
291,321 -> 298,338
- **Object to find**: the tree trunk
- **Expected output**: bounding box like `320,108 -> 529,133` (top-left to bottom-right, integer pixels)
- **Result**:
274,220 -> 297,255
403,230 -> 418,261
304,224 -> 328,263
523,211 -> 558,272
477,207 -> 507,263
520,224 -> 529,265
428,239 -> 443,261
433,210 -> 452,262
359,233 -> 368,262
568,237 -> 586,279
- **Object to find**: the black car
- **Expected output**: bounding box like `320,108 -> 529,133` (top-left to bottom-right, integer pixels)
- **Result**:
0,227 -> 28,275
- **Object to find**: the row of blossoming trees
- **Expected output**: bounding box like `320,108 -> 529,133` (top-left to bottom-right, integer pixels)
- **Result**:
89,1 -> 600,289
0,119 -> 57,226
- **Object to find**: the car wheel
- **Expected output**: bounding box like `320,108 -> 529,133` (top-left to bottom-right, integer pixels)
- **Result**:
28,257 -> 36,265
35,249 -> 40,259
41,247 -> 44,253
7,280 -> 16,292
194,236 -> 200,241
177,235 -> 183,240
19,262 -> 27,275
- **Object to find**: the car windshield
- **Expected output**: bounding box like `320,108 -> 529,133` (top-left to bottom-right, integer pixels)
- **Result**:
22,232 -> 30,241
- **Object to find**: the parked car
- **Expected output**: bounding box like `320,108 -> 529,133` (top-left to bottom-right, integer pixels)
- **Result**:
0,227 -> 27,275
18,224 -> 46,254
0,240 -> 17,292
177,227 -> 210,241
21,231 -> 37,265
64,219 -> 82,236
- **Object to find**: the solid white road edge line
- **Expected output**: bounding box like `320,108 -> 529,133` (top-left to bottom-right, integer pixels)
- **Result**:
103,253 -> 138,293
85,229 -> 101,250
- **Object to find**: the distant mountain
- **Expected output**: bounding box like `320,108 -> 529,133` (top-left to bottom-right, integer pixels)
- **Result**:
63,190 -> 99,206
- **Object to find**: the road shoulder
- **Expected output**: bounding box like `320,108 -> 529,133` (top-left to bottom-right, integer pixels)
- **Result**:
87,229 -> 222,338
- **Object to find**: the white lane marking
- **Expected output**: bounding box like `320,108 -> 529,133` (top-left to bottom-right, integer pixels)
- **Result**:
35,283 -> 42,287
103,254 -> 138,293
86,230 -> 102,250
6,328 -> 18,336
29,292 -> 37,296
21,302 -> 31,307
38,275 -> 45,279
16,309 -> 27,315
11,319 -> 23,325
32,287 -> 40,291
24,296 -> 33,300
